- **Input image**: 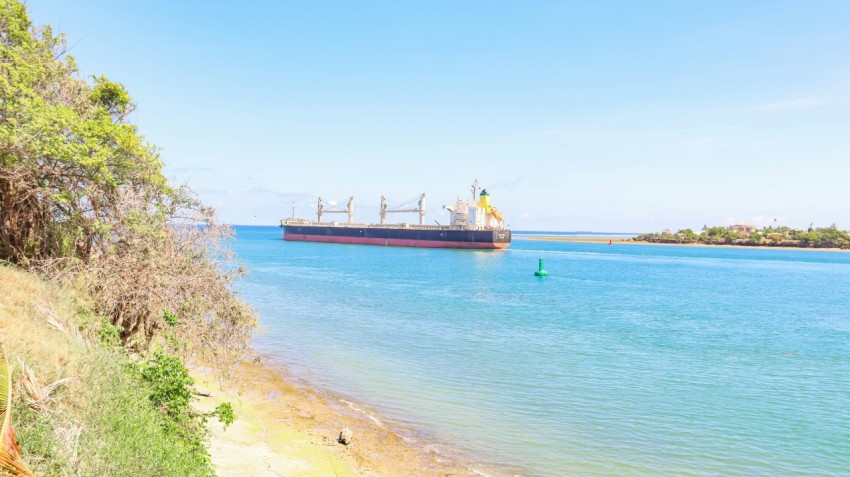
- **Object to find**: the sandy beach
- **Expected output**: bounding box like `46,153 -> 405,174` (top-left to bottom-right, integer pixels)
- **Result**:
192,359 -> 501,477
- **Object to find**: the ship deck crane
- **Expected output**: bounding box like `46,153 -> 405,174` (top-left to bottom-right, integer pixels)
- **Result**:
380,193 -> 425,225
317,196 -> 354,223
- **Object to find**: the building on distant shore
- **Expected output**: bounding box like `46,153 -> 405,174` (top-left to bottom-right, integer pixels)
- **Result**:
728,223 -> 758,237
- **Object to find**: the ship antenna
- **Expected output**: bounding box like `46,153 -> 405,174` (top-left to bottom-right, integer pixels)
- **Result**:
471,179 -> 479,202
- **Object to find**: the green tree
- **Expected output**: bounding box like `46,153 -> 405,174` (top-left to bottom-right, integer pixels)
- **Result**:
0,1 -> 254,358
677,228 -> 698,242
0,3 -> 164,262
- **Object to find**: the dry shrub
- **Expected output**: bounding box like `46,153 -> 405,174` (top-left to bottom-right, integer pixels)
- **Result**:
73,185 -> 256,364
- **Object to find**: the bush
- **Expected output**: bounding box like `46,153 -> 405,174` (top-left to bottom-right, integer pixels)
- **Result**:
138,348 -> 237,461
140,350 -> 195,419
212,402 -> 236,430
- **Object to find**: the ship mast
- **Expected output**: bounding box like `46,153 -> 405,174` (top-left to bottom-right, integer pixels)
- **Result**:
380,196 -> 388,224
317,197 -> 323,222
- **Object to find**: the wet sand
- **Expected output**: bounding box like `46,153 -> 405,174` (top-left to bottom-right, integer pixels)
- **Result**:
192,359 -> 508,477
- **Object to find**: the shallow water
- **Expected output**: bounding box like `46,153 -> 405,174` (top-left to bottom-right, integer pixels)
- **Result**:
231,226 -> 850,477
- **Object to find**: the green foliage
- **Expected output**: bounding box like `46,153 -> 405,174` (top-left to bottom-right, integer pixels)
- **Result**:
638,223 -> 850,249
89,75 -> 134,119
79,350 -> 214,476
163,309 -> 179,326
212,402 -> 236,430
137,349 -> 210,464
136,348 -> 238,463
0,0 -> 164,262
139,350 -> 194,419
14,348 -> 214,477
677,228 -> 698,242
13,402 -> 64,476
700,226 -> 733,243
98,318 -> 124,346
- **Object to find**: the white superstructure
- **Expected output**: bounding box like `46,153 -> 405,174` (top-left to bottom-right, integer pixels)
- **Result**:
442,179 -> 506,230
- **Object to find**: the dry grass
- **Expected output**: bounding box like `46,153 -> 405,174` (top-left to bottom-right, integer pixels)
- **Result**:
0,264 -> 83,476
0,265 -> 85,393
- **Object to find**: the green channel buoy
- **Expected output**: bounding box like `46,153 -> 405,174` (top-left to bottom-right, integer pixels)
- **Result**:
534,257 -> 548,276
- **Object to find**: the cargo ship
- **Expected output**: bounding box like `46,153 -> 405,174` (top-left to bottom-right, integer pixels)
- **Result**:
280,181 -> 511,249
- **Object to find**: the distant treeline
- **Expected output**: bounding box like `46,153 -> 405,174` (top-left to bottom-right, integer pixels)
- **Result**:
635,225 -> 850,249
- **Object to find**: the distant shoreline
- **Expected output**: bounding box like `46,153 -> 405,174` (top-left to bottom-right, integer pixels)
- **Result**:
527,236 -> 849,252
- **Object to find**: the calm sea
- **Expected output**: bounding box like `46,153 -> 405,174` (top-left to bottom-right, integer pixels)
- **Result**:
231,225 -> 850,477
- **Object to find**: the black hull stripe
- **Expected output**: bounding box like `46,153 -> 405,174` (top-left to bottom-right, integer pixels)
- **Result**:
282,225 -> 511,244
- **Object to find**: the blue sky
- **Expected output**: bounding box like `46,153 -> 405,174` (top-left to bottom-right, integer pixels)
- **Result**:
30,1 -> 850,232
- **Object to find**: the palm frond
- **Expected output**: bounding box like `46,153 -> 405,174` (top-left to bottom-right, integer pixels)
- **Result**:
18,359 -> 73,413
35,304 -> 83,342
0,345 -> 36,477
0,343 -> 16,454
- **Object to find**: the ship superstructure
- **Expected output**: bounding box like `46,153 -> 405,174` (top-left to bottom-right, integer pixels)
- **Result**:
280,180 -> 511,249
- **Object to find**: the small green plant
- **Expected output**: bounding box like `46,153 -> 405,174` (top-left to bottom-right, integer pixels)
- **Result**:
211,402 -> 235,430
136,348 -> 237,466
98,318 -> 124,346
138,349 -> 210,461
163,309 -> 179,326
139,350 -> 193,418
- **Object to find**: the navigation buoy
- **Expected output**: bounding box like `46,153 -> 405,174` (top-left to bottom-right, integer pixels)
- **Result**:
534,258 -> 548,277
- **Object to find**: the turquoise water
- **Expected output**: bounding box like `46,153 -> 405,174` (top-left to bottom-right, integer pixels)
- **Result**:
231,226 -> 850,477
